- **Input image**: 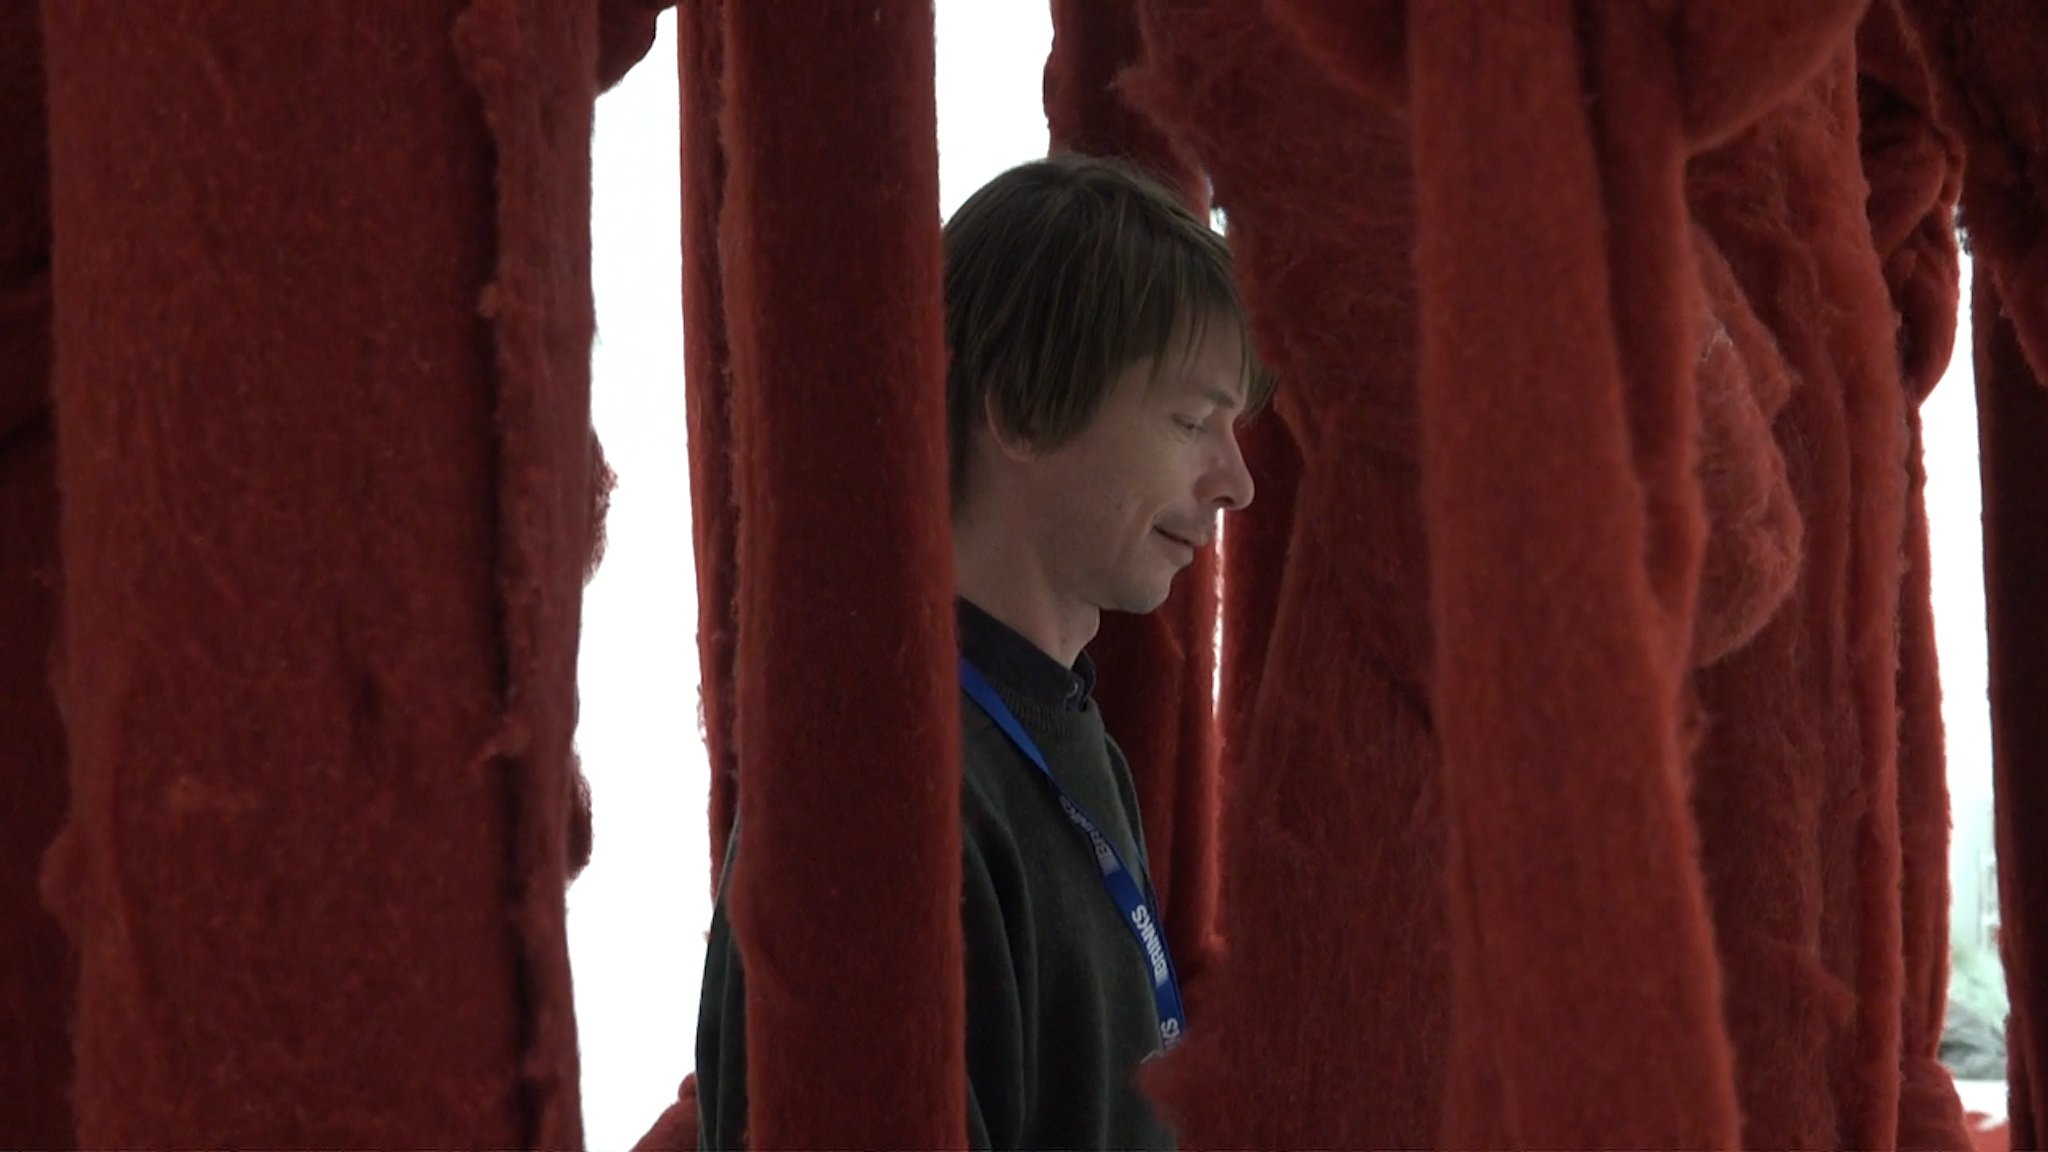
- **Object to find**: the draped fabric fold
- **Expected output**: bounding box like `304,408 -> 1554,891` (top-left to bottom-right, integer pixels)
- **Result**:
714,3 -> 965,1147
37,3 -> 604,1144
1126,4 -> 1448,1144
1895,3 -> 2048,1142
0,3 -> 74,1145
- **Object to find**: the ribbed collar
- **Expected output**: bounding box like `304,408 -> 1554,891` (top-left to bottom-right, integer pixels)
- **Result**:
956,597 -> 1095,712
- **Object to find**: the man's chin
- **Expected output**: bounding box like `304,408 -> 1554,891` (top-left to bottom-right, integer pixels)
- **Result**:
1110,582 -> 1176,616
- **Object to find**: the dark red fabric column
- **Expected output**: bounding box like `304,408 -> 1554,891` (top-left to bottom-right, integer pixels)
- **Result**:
717,3 -> 963,1148
1860,5 -> 1973,1146
1905,0 -> 2048,382
1895,1 -> 2048,1142
1135,0 -> 1925,1144
0,419 -> 69,1152
1406,6 -> 1735,1143
678,0 -> 740,890
1675,113 -> 1861,1146
1943,13 -> 2048,1134
0,3 -> 74,1146
455,11 -> 613,1140
1045,0 -> 1198,189
1898,390 -> 1969,1151
1258,0 -> 1879,1143
1042,0 -> 1220,981
38,4 -> 601,1144
1678,27 -> 1939,1149
1126,6 -> 1448,1145
1979,273 -> 2048,1152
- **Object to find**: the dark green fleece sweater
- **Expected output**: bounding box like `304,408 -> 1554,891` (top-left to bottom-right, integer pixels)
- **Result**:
693,601 -> 1178,1151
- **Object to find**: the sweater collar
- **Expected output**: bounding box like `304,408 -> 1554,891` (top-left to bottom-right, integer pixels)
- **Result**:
956,597 -> 1095,712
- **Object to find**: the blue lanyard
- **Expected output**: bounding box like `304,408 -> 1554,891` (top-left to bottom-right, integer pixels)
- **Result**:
958,658 -> 1188,1053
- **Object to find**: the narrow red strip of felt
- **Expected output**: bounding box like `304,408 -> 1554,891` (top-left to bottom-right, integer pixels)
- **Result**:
717,3 -> 966,1148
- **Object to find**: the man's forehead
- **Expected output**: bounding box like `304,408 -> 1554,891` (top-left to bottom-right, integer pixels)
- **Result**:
1167,357 -> 1250,411
1152,326 -> 1250,404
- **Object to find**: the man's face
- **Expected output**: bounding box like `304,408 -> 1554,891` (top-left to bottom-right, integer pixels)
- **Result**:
1022,322 -> 1257,616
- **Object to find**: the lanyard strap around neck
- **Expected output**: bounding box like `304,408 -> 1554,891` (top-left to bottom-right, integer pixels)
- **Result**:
958,657 -> 1187,1052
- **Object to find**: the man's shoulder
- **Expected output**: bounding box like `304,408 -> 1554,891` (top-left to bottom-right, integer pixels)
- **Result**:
960,689 -> 1057,859
958,689 -> 1019,801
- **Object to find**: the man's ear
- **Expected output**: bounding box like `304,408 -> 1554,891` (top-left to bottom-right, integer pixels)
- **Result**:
981,391 -> 1037,464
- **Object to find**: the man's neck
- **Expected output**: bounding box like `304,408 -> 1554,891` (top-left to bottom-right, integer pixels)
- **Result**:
952,519 -> 1097,669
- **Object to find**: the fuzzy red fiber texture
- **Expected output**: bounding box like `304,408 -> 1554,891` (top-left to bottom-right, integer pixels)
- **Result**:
1977,270 -> 2048,1152
9,1 -> 2048,1149
1117,0 -> 1981,1147
1897,1 -> 2048,1143
30,2 -> 607,1144
677,0 -> 739,897
1860,6 -> 1973,1148
1121,7 -> 1451,1145
0,3 -> 74,1146
1681,24 -> 1947,1150
713,2 -> 967,1148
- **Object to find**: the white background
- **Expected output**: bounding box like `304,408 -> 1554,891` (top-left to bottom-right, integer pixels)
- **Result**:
568,6 -> 1999,1146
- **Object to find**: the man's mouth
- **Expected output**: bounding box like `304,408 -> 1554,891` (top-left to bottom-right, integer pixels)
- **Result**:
1156,528 -> 1206,551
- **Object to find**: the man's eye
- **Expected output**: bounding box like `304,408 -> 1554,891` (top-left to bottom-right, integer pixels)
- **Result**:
1174,416 -> 1204,434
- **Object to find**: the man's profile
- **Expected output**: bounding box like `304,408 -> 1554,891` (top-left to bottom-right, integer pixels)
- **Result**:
694,153 -> 1268,1151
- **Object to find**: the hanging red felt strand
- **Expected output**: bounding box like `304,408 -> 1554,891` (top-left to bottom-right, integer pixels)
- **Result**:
37,3 -> 604,1143
1978,273 -> 2048,1152
677,0 -> 740,898
1407,6 -> 1735,1142
715,2 -> 965,1147
1858,5 -> 1973,1147
1125,5 -> 1450,1144
1897,2 -> 2048,1139
0,2 -> 74,1145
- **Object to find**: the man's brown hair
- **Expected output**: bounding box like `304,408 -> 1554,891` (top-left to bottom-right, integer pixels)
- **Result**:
942,154 -> 1271,495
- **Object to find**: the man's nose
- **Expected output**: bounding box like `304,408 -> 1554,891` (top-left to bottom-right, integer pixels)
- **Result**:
1206,429 -> 1255,512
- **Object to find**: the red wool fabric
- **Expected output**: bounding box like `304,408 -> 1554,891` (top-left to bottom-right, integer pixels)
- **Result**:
1898,3 -> 2048,1140
0,3 -> 74,1147
1679,4 -> 1966,1139
1407,6 -> 1736,1143
1042,0 -> 1223,990
1126,5 -> 1450,1144
452,4 -> 612,1139
1123,0 -> 1952,1146
1905,0 -> 2048,382
715,3 -> 965,1148
1860,5 -> 1973,1147
1044,0 -> 1200,194
36,3 -> 602,1144
8,1 -> 2047,1147
676,0 -> 740,894
0,425 -> 69,1152
597,0 -> 665,93
1978,275 -> 2048,1152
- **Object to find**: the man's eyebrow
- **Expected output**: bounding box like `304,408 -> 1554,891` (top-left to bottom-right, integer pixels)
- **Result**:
1200,386 -> 1246,411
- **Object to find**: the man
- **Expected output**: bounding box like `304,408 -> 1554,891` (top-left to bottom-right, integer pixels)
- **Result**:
695,154 -> 1267,1150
